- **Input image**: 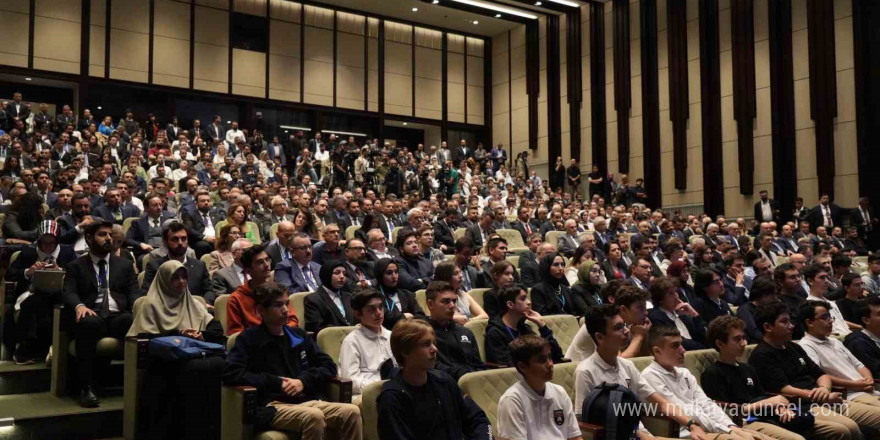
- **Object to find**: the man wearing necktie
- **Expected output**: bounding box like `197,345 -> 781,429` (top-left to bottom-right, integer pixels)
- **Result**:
61,220 -> 138,407
809,193 -> 841,233
343,239 -> 376,291
274,232 -> 322,294
182,191 -> 219,258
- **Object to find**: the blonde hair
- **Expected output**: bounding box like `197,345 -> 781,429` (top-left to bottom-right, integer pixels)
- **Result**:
390,319 -> 434,367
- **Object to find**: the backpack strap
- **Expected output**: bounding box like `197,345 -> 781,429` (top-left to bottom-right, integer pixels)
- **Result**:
583,382 -> 613,423
604,387 -> 624,440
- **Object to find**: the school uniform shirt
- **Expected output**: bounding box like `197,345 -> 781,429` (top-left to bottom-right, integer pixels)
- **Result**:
806,294 -> 851,336
564,324 -> 596,363
797,334 -> 877,402
497,380 -> 581,440
338,324 -> 394,396
642,361 -> 735,436
574,353 -> 656,427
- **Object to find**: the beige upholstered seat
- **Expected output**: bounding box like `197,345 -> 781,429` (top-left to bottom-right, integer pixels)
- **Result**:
317,326 -> 357,366
545,231 -> 564,248
214,294 -> 230,333
464,318 -> 490,361
541,314 -> 580,355
289,292 -> 311,330
453,227 -> 467,241
495,229 -> 528,254
506,255 -> 520,268
345,225 -> 359,240
415,289 -> 427,313
466,288 -> 491,308
361,380 -> 386,440
458,367 -> 520,438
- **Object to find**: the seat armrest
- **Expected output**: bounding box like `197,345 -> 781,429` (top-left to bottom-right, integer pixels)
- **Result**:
51,304 -> 69,397
221,385 -> 258,440
484,362 -> 508,369
327,376 -> 353,404
578,421 -> 603,440
123,337 -> 151,440
125,337 -> 150,370
642,415 -> 680,438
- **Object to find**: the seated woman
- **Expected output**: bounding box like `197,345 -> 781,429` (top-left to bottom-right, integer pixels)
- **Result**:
666,260 -> 696,304
128,260 -> 226,440
339,288 -> 396,404
530,252 -> 586,316
570,260 -> 606,311
600,241 -> 629,281
227,202 -> 258,243
292,208 -> 318,240
207,224 -> 242,272
481,260 -> 517,319
432,261 -> 488,324
374,258 -> 426,330
3,191 -> 44,244
564,242 -> 593,286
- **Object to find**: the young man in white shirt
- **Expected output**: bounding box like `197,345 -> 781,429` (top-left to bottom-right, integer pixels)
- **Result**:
338,288 -> 395,404
641,326 -> 768,439
803,263 -> 857,336
497,334 -> 582,440
796,301 -> 880,434
574,304 -> 708,440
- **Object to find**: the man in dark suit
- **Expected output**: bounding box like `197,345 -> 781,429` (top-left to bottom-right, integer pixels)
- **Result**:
451,237 -> 490,292
304,260 -> 354,333
141,222 -> 211,300
257,196 -> 296,243
181,191 -> 223,258
465,211 -> 495,251
91,189 -> 140,225
775,224 -> 800,255
808,193 -> 843,233
337,199 -> 363,232
721,254 -> 749,306
206,115 -> 224,144
275,232 -> 322,294
125,194 -> 175,256
511,206 -> 537,243
5,220 -> 78,363
34,171 -> 58,208
55,105 -> 76,135
5,92 -> 30,129
341,238 -> 376,291
375,199 -> 399,241
188,119 -> 206,141
453,139 -> 472,165
852,197 -> 878,250
265,221 -> 295,268
753,190 -> 780,232
165,117 -> 182,141
519,242 -> 556,288
57,192 -> 94,252
433,208 -> 458,251
61,220 -> 138,407
307,131 -> 323,155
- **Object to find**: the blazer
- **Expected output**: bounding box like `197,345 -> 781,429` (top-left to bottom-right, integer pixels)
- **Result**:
519,257 -> 541,287
381,288 -> 427,331
775,236 -> 800,254
511,220 -> 537,242
722,275 -> 749,306
753,199 -> 780,224
142,255 -> 211,298
209,265 -> 242,305
6,244 -> 78,298
691,296 -> 733,325
433,220 -> 456,249
376,214 -> 398,240
343,261 -> 376,291
556,234 -> 581,257
2,211 -> 40,242
92,204 -> 141,225
275,259 -> 321,294
265,241 -> 287,269
530,282 -> 586,317
808,204 -> 843,232
600,259 -> 630,281
124,213 -> 176,250
337,213 -> 363,232
464,224 -> 492,250
395,255 -> 434,291
188,126 -> 207,141
61,254 -> 140,321
165,124 -> 182,141
181,208 -> 224,244
648,308 -> 707,349
304,286 -> 354,333
56,214 -> 86,245
206,124 -> 224,142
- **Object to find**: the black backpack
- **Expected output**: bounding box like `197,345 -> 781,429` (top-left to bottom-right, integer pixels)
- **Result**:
581,382 -> 641,440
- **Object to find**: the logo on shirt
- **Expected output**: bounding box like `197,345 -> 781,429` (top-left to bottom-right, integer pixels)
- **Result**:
461,335 -> 471,343
799,358 -> 806,366
301,351 -> 307,360
746,378 -> 754,387
553,409 -> 565,426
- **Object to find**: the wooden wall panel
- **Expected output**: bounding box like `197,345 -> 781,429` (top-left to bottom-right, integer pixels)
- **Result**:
0,0 -> 30,68
269,20 -> 301,102
194,5 -> 229,93
303,26 -> 334,106
153,0 -> 191,88
337,30 -> 365,110
89,0 -> 106,77
33,0 -> 82,74
232,48 -> 266,97
415,45 -> 442,120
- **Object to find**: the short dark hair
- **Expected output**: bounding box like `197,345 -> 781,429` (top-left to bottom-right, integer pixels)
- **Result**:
615,286 -> 648,309
240,243 -> 267,269
750,275 -> 778,302
486,237 -> 508,252
599,279 -> 628,304
425,280 -> 456,302
869,253 -> 880,265
841,272 -> 861,288
351,287 -> 384,311
773,263 -> 797,283
803,263 -> 827,282
84,219 -> 113,238
454,237 -> 475,253
649,277 -> 678,306
647,326 -> 681,351
509,334 -> 550,374
856,297 -> 880,326
585,304 -> 620,343
395,230 -> 417,249
162,220 -> 187,240
755,302 -> 790,332
706,315 -> 746,352
799,300 -> 831,329
253,282 -> 287,309
831,255 -> 852,270
499,285 -> 526,314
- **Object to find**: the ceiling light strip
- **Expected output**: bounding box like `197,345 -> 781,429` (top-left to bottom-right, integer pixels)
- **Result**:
545,0 -> 580,7
449,0 -> 539,19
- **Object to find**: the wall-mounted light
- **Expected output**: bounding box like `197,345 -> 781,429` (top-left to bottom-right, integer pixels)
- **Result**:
280,125 -> 312,131
323,129 -> 369,137
25,77 -> 32,81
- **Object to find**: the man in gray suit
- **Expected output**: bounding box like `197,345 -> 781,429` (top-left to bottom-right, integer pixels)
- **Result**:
141,222 -> 211,300
556,219 -> 582,257
209,239 -> 252,305
275,232 -> 322,293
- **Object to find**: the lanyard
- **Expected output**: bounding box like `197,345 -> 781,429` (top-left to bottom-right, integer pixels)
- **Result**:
555,287 -> 566,308
504,325 -> 518,341
380,286 -> 396,311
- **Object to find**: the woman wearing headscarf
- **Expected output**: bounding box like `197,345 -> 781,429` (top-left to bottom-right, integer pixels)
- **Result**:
530,252 -> 586,317
303,259 -> 354,333
373,258 -> 425,330
570,260 -> 606,312
129,260 -> 225,440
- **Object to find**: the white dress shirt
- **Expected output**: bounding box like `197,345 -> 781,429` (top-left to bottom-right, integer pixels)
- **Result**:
338,325 -> 394,395
798,334 -> 876,401
662,309 -> 692,339
225,128 -> 244,145
642,361 -> 735,436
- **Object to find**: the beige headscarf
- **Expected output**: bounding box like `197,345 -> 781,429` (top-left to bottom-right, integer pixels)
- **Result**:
127,260 -> 213,336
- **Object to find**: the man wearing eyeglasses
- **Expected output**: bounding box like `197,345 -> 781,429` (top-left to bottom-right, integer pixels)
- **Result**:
342,239 -> 376,291
312,224 -> 343,265
275,232 -> 322,294
803,264 -> 856,336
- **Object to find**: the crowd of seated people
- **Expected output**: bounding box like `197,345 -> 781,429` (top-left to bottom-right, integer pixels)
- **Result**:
0,94 -> 878,439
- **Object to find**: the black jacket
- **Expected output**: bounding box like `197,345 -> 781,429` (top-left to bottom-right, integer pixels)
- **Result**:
433,220 -> 456,249
570,283 -> 604,311
484,315 -> 563,366
378,369 -> 491,440
380,288 -> 426,331
142,255 -> 211,298
530,281 -> 585,317
6,244 -> 78,298
303,286 -> 354,333
844,330 -> 880,378
519,257 -> 541,287
428,319 -> 485,380
648,307 -> 707,350
394,255 -> 433,291
222,324 -> 337,431
61,254 -> 140,321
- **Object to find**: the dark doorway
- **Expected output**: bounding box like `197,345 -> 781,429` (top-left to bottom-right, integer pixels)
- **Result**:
383,125 -> 424,152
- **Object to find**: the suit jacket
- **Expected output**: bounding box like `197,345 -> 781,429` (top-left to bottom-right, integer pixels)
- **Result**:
56,214 -> 85,245
511,220 -> 537,242
464,224 -> 492,250
556,234 -> 581,257
265,241 -> 287,269
142,255 -> 211,298
307,139 -> 323,155
722,275 -> 749,306
343,261 -> 376,291
61,254 -> 140,320
775,236 -> 800,254
181,208 -> 224,244
519,257 -> 541,287
395,255 -> 433,291
92,204 -> 141,225
434,220 -> 456,249
530,282 -> 585,317
753,199 -> 780,224
648,308 -> 707,350
600,259 -> 630,281
381,289 -> 426,330
304,286 -> 354,333
5,101 -> 30,122
458,264 -> 489,292
275,259 -> 322,294
6,244 -> 78,297
125,213 -> 176,250
209,265 -> 242,305
337,213 -> 363,232
206,123 -> 224,142
808,204 -> 843,232
376,214 -> 399,240
165,124 -> 182,141
851,206 -> 876,237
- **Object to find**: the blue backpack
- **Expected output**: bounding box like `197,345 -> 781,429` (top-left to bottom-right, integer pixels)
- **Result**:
148,336 -> 226,361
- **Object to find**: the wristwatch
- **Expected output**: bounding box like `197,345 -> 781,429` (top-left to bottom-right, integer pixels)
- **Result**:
685,419 -> 699,430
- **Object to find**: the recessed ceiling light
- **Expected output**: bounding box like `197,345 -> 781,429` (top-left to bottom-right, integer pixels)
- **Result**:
432,0 -> 439,3
495,13 -> 501,17
535,1 -> 542,5
412,7 -> 418,11
473,20 -> 479,24
403,122 -> 408,125
97,106 -> 103,110
546,0 -> 580,7
25,77 -> 32,81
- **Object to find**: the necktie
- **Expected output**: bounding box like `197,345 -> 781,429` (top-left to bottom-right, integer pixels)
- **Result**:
462,268 -> 472,291
98,259 -> 110,316
824,206 -> 832,227
525,222 -> 531,235
302,266 -> 317,290
356,267 -> 365,282
202,213 -> 210,227
153,218 -> 160,228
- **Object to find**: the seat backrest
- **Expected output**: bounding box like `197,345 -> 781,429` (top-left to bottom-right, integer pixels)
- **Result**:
496,229 -> 525,248
458,367 -> 520,437
123,217 -> 137,235
630,355 -> 654,371
200,253 -> 213,267
290,292 -> 311,329
214,294 -> 230,333
246,222 -> 262,245
269,223 -> 279,241
684,349 -> 719,386
415,289 -> 427,314
464,318 -> 489,361
345,225 -> 359,240
317,326 -> 357,365
541,315 -> 580,355
688,234 -> 704,244
545,231 -> 564,248
10,250 -> 21,266
550,361 -> 580,403
391,226 -> 402,245
453,227 -> 467,241
506,255 -> 520,268
361,380 -> 387,440
137,272 -> 145,289
142,253 -> 151,272
466,288 -> 491,308
215,220 -> 228,233
226,331 -> 240,351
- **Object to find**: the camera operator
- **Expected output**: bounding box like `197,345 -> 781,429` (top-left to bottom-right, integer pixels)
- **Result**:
384,159 -> 405,197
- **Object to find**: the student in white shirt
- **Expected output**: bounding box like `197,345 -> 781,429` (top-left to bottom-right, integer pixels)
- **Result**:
574,304 -> 709,440
796,301 -> 880,429
565,283 -> 651,362
338,288 -> 395,404
497,334 -> 582,440
803,263 -> 857,336
641,326 -> 769,440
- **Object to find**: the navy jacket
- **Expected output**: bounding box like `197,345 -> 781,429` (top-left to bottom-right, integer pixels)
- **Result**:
484,315 -> 563,366
648,307 -> 707,350
222,324 -> 337,431
378,369 -> 491,440
844,331 -> 880,378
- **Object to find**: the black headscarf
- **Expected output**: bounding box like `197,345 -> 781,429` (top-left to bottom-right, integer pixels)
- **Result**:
319,259 -> 346,291
374,258 -> 399,294
538,252 -> 567,287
